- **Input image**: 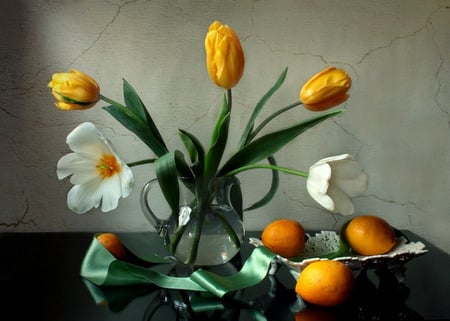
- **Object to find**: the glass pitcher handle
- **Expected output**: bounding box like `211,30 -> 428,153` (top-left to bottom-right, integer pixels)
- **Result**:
140,178 -> 167,235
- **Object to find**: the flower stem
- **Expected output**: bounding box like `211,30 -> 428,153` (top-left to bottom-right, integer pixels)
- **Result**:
100,94 -> 126,108
127,158 -> 156,167
225,163 -> 308,178
186,208 -> 206,264
216,212 -> 241,249
227,89 -> 232,112
169,224 -> 187,254
246,101 -> 303,143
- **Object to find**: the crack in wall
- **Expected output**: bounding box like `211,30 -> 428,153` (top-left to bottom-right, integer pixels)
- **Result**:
354,26 -> 428,66
427,6 -> 449,127
353,3 -> 450,127
250,3 -> 446,79
365,193 -> 421,211
1,66 -> 50,127
287,195 -> 340,226
250,33 -> 331,66
1,66 -> 47,92
69,0 -> 140,68
246,34 -> 359,83
0,200 -> 37,229
331,117 -> 365,160
432,57 -> 448,126
0,105 -> 20,120
354,4 -> 444,66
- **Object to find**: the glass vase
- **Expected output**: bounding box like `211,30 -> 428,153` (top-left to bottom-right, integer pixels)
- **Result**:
141,176 -> 245,266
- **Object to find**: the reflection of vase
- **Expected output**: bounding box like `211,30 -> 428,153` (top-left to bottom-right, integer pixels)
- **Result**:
141,176 -> 245,266
142,262 -> 242,321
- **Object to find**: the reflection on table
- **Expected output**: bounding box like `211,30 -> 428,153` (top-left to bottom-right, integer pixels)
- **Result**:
0,231 -> 449,321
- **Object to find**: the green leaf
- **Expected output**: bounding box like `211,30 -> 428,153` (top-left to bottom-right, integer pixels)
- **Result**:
179,129 -> 205,176
245,101 -> 302,144
218,109 -> 344,176
210,93 -> 230,146
104,104 -> 169,157
121,79 -> 168,155
244,156 -> 279,211
154,154 -> 180,215
204,94 -> 231,178
154,151 -> 193,214
123,79 -> 148,120
216,212 -> 241,249
230,181 -> 243,220
238,67 -> 288,148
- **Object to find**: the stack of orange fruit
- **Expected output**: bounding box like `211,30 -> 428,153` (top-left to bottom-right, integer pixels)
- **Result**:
261,215 -> 397,307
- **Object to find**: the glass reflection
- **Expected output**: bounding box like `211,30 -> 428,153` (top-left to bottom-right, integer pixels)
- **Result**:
83,261 -> 424,321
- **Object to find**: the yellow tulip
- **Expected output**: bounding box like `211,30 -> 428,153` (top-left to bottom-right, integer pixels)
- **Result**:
48,69 -> 100,110
300,67 -> 351,111
205,21 -> 245,89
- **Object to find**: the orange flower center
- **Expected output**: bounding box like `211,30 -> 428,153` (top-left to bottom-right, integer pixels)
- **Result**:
96,154 -> 121,179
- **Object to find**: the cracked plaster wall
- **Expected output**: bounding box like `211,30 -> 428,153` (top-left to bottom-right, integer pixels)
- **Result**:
1,0 -> 449,253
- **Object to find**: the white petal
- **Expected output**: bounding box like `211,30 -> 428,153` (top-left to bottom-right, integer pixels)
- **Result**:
326,184 -> 355,215
307,162 -> 331,194
306,162 -> 332,209
67,173 -> 132,214
329,158 -> 363,179
57,153 -> 97,180
97,175 -> 123,212
56,153 -> 80,179
314,153 -> 351,166
333,172 -> 369,198
310,191 -> 336,212
119,165 -> 134,197
67,179 -> 103,214
69,169 -> 100,185
66,122 -> 109,156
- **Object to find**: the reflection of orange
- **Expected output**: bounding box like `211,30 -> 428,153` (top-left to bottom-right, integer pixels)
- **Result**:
97,233 -> 126,259
261,219 -> 305,257
344,215 -> 396,255
294,307 -> 337,321
295,260 -> 354,307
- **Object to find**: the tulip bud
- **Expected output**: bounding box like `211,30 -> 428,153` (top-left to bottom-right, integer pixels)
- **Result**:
300,67 -> 351,111
205,21 -> 245,89
48,69 -> 100,110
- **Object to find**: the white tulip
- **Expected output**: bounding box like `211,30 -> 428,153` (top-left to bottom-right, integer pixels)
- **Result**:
57,122 -> 134,214
306,154 -> 368,215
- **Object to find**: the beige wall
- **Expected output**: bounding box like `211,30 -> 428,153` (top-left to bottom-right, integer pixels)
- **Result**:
1,0 -> 449,253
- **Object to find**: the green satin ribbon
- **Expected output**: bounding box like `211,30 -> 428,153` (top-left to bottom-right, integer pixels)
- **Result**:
190,246 -> 275,297
80,235 -> 277,298
83,279 -> 155,312
83,280 -> 268,321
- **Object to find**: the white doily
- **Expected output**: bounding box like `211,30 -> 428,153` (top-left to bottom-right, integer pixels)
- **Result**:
249,230 -> 428,278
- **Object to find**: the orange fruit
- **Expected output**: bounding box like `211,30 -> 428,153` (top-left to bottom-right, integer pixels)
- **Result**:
344,215 -> 396,255
295,260 -> 354,306
261,219 -> 305,257
96,233 -> 126,259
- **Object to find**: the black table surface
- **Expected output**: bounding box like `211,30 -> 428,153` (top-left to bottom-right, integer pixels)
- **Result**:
0,230 -> 449,321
